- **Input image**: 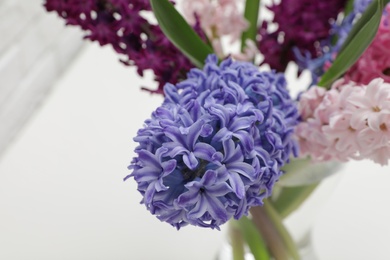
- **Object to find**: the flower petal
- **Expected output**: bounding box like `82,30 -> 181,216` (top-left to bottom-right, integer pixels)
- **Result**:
194,142 -> 217,161
176,190 -> 201,208
203,193 -> 229,223
183,152 -> 199,170
228,171 -> 246,199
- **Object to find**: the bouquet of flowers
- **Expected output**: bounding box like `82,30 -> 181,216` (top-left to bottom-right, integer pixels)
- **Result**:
44,0 -> 390,259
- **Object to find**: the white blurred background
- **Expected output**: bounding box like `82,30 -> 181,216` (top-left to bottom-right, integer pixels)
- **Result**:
1,1 -> 390,260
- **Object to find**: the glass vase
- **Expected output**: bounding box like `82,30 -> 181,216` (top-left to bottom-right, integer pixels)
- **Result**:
216,159 -> 343,260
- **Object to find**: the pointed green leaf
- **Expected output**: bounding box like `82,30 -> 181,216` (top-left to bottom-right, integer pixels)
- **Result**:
150,0 -> 214,68
340,0 -> 389,54
318,0 -> 387,88
278,158 -> 341,187
241,0 -> 261,51
271,183 -> 319,218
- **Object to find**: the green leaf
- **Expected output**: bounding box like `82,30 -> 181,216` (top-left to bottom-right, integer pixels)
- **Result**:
318,0 -> 387,88
150,0 -> 214,68
241,0 -> 261,51
340,0 -> 389,54
273,158 -> 342,218
278,158 -> 341,187
233,217 -> 270,260
271,183 -> 319,218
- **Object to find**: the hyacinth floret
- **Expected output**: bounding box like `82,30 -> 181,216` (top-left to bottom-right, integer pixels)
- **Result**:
126,55 -> 300,229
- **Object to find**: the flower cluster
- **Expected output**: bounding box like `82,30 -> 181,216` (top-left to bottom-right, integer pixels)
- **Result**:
296,78 -> 390,165
258,0 -> 347,72
44,0 -> 204,94
182,0 -> 254,60
126,55 -> 299,229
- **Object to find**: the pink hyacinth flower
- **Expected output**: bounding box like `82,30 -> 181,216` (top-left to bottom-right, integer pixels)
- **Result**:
181,0 -> 249,57
296,78 -> 390,166
298,85 -> 327,120
232,39 -> 259,62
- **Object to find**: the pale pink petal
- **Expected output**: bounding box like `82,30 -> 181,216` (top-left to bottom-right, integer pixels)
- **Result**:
298,86 -> 326,120
232,40 -> 258,61
366,146 -> 390,166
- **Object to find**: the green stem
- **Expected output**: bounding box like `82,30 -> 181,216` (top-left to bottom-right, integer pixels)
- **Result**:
229,222 -> 245,260
241,0 -> 261,51
249,204 -> 300,260
233,217 -> 270,260
263,201 -> 300,260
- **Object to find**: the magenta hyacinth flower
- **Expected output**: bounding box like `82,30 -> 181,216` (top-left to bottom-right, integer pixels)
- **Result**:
126,55 -> 300,229
258,0 -> 347,72
44,0 -> 205,94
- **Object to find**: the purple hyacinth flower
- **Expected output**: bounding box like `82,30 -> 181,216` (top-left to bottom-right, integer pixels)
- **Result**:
126,55 -> 300,229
